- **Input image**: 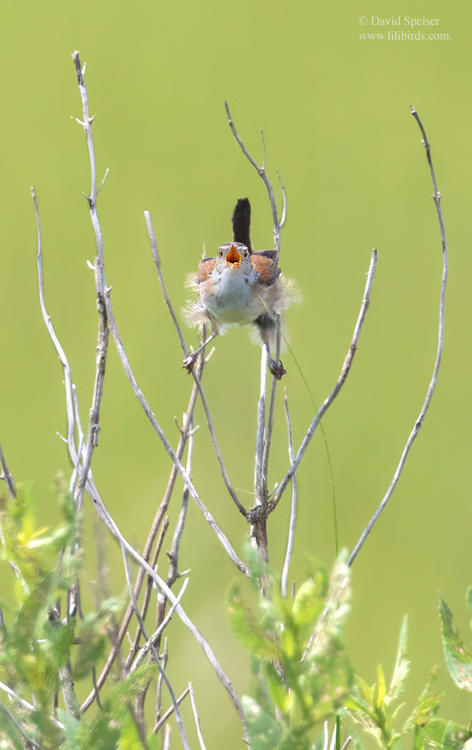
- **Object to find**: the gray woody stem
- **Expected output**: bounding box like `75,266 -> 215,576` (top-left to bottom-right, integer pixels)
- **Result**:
348,107 -> 448,566
281,392 -> 297,598
72,52 -> 110,512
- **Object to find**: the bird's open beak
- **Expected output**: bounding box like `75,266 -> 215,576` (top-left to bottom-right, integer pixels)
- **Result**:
225,244 -> 241,268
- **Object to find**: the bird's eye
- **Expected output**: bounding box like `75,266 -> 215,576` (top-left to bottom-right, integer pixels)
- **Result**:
218,249 -> 223,256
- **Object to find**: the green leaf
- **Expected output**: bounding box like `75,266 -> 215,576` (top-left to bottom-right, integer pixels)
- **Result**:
306,553 -> 350,658
423,717 -> 472,749
404,666 -> 442,733
439,596 -> 472,691
264,660 -> 289,714
117,714 -> 143,749
58,709 -> 81,750
227,584 -> 279,660
374,664 -> 386,708
292,571 -> 327,628
242,695 -> 284,750
79,663 -> 156,749
387,615 -> 410,704
306,639 -> 353,722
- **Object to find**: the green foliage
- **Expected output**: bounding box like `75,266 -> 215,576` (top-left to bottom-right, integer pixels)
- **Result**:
347,597 -> 472,750
0,487 -> 160,749
439,592 -> 472,692
227,551 -> 354,749
230,551 -> 472,750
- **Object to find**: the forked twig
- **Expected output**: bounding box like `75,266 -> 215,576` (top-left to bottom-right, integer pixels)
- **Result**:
225,101 -> 282,256
269,249 -> 378,512
348,107 -> 448,566
154,685 -> 190,734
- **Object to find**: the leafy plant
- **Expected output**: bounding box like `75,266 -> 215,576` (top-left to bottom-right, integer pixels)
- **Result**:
0,488 -> 158,749
227,550 -> 353,749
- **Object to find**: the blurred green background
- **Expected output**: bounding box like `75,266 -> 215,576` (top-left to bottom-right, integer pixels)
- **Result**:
1,0 -> 470,746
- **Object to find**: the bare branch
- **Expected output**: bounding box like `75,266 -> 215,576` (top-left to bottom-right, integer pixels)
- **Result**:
224,101 -> 282,256
0,703 -> 43,750
277,170 -> 287,228
0,442 -> 16,498
254,346 -> 268,506
188,682 -> 207,750
0,680 -> 64,731
261,314 -> 282,490
281,392 -> 297,598
71,51 -> 110,509
270,249 -> 378,513
132,579 -> 189,672
154,686 -> 190,734
75,465 -> 246,731
348,108 -> 448,566
86,378 -> 200,709
32,187 -> 78,474
120,542 -> 191,750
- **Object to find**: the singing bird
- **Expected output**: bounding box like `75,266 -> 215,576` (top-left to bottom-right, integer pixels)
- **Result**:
184,198 -> 296,378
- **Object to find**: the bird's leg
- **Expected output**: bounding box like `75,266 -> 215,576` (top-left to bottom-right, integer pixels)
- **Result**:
183,320 -> 219,373
256,313 -> 286,380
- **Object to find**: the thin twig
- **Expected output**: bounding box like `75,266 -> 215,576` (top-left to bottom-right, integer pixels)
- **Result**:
126,517 -> 170,667
188,682 -> 207,750
155,637 -> 168,727
348,107 -> 448,566
32,188 -> 78,476
270,249 -> 378,513
76,470 -> 246,731
167,426 -> 194,586
163,724 -> 171,750
254,346 -> 268,505
131,578 -> 189,672
120,543 -> 191,750
154,686 -> 190,734
0,442 -> 16,498
277,170 -> 287,228
86,379 -> 198,710
71,51 -> 110,512
224,101 -> 282,256
0,681 -> 64,731
281,392 -> 297,598
0,703 -> 44,750
261,314 -> 282,491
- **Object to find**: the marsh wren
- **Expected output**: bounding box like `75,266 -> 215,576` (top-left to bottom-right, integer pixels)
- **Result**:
184,198 -> 295,378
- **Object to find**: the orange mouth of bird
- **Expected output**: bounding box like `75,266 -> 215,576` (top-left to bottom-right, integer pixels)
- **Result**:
225,244 -> 241,268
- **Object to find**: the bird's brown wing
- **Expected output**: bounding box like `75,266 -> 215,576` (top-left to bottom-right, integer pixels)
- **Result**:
251,251 -> 280,286
196,257 -> 216,283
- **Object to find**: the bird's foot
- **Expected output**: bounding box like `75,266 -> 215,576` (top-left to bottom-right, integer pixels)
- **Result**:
182,353 -> 197,373
268,358 -> 286,380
